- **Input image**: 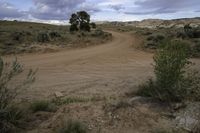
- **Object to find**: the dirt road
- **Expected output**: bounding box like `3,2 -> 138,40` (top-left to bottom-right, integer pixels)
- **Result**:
6,31 -> 200,100
4,31 -> 152,100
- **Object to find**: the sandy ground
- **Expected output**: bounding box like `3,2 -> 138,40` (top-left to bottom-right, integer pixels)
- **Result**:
4,31 -> 200,133
6,31 -> 155,100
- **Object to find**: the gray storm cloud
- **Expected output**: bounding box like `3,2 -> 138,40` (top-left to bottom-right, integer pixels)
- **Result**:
0,0 -> 199,21
123,0 -> 200,15
30,0 -> 100,20
0,2 -> 26,19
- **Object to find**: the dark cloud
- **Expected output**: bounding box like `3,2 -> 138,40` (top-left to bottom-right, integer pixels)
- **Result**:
125,0 -> 200,15
110,4 -> 124,11
125,8 -> 177,15
0,0 -> 199,22
0,2 -> 26,19
30,0 -> 100,20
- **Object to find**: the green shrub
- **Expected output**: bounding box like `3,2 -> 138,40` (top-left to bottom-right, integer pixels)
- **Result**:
11,32 -> 24,41
147,35 -> 155,41
137,40 -> 192,102
144,33 -> 165,49
156,34 -> 165,41
154,41 -> 190,101
176,31 -> 187,39
58,119 -> 88,133
0,106 -> 25,133
90,22 -> 96,29
0,58 -> 36,109
137,79 -> 158,97
91,29 -> 104,37
30,100 -> 57,113
37,32 -> 49,42
184,24 -> 200,38
0,57 -> 36,132
49,31 -> 61,39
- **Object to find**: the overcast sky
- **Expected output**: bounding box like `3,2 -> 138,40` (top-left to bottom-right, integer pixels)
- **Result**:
0,0 -> 200,24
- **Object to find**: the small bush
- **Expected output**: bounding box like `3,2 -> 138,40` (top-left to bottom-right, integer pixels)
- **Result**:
144,33 -> 165,49
30,100 -> 57,113
147,35 -> 155,41
49,31 -> 61,39
91,29 -> 104,37
90,22 -> 96,29
177,31 -> 187,39
37,32 -> 49,42
143,31 -> 152,35
58,119 -> 88,133
184,24 -> 200,38
0,57 -> 36,132
156,34 -> 165,40
0,58 -> 36,109
11,32 -> 24,41
137,40 -> 195,102
0,106 -> 25,132
137,79 -> 157,97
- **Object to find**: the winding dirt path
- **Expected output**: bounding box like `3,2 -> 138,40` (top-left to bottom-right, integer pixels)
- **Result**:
11,31 -> 153,100
7,31 -> 200,101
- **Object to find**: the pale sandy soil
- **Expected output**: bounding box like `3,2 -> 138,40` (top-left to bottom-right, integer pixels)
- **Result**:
6,31 -> 155,100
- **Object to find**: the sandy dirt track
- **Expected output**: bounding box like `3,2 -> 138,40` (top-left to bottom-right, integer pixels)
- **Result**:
4,31 -> 154,100
6,31 -> 200,100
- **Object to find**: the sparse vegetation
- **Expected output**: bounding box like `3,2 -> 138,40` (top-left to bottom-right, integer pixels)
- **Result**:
37,32 -> 50,42
0,21 -> 112,55
0,106 -> 25,133
184,24 -> 200,38
144,33 -> 165,49
137,40 -> 200,102
30,100 -> 57,112
1,18 -> 200,133
52,96 -> 105,106
122,24 -> 200,57
58,119 -> 88,133
52,97 -> 88,106
0,57 -> 36,132
151,128 -> 187,133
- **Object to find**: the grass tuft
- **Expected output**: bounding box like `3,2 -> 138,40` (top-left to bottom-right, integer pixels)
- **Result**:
58,119 -> 88,133
30,100 -> 57,113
